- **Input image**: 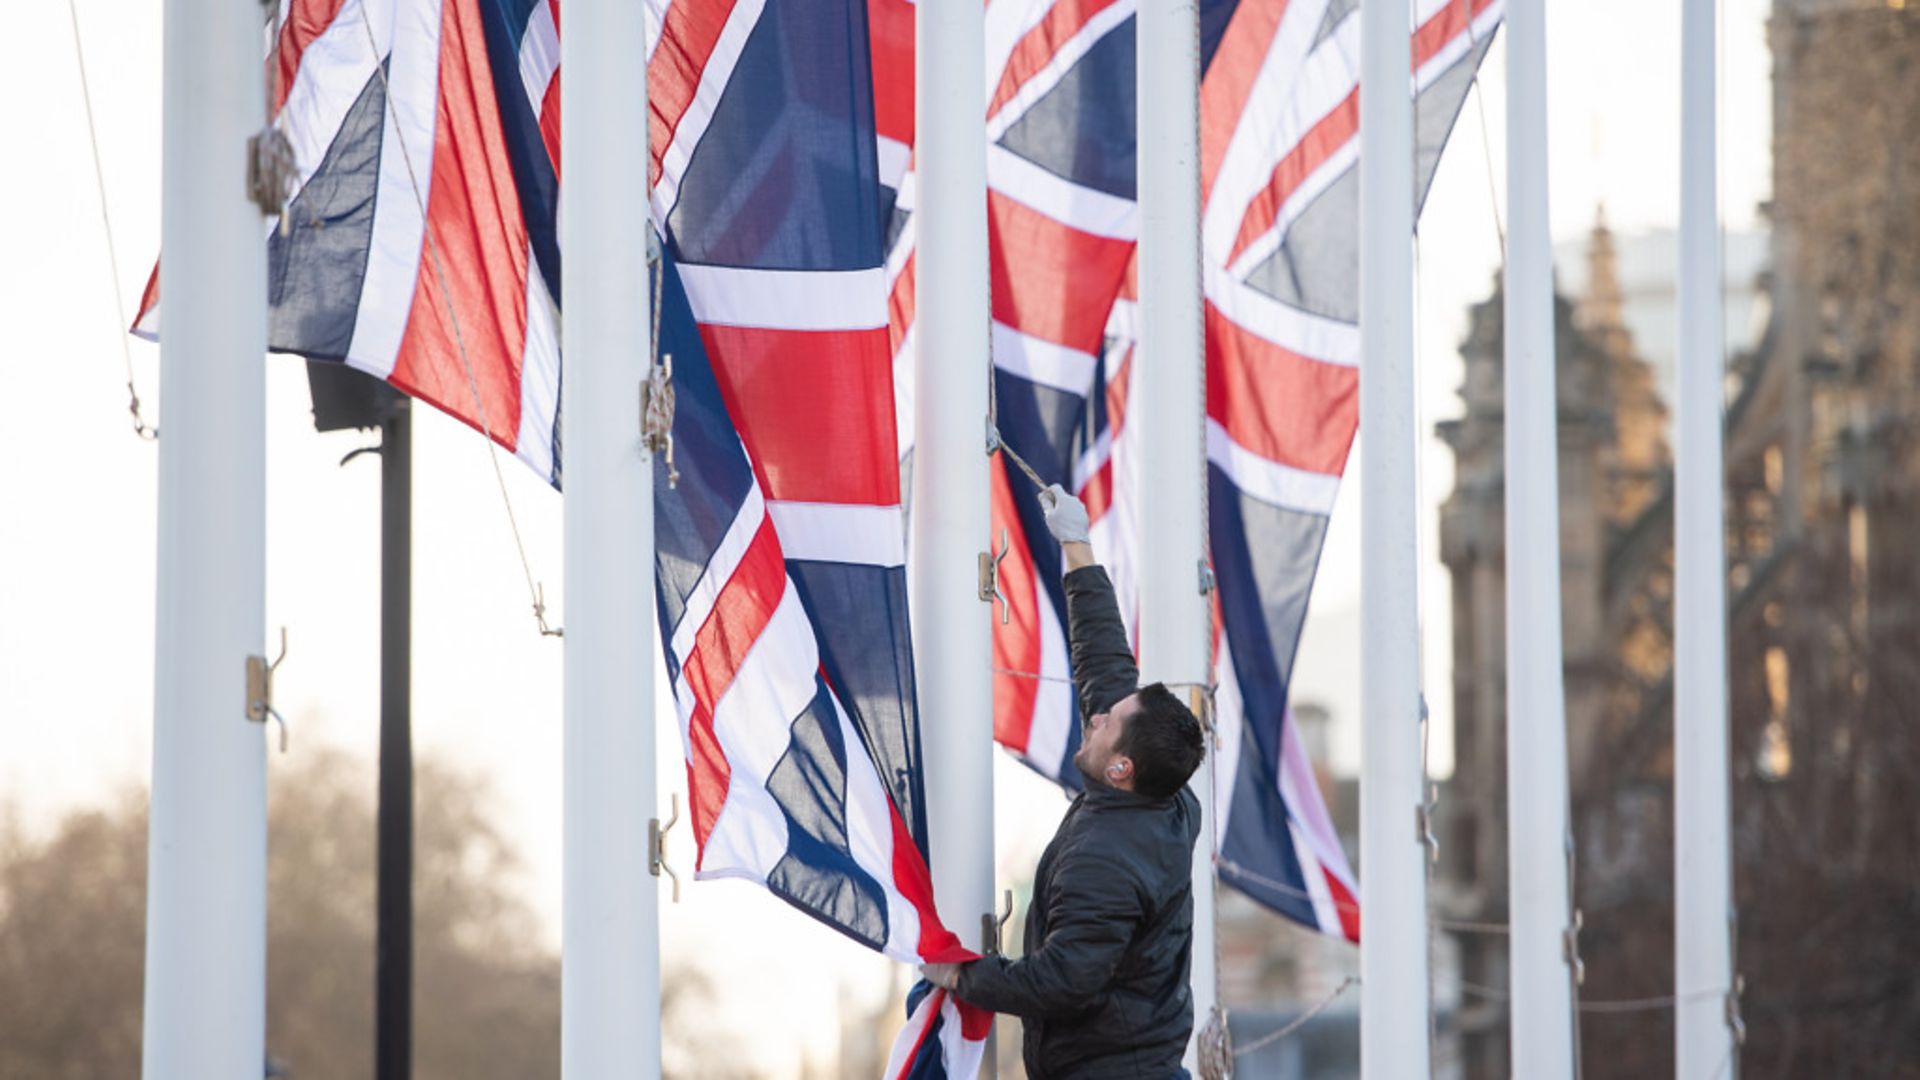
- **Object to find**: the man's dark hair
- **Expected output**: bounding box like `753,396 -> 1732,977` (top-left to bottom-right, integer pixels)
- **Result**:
1115,682 -> 1206,799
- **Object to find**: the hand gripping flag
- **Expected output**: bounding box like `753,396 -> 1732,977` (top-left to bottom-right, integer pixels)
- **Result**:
137,0 -> 992,1074
879,0 -> 1503,942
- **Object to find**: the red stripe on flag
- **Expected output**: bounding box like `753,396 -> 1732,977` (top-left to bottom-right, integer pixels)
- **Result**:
1225,0 -> 1496,267
885,802 -> 973,964
699,324 -> 901,505
888,251 -> 915,356
274,0 -> 350,114
986,0 -> 1125,123
1224,87 -> 1357,267
1077,347 -> 1130,525
679,514 -> 788,860
868,0 -> 916,146
538,74 -> 561,177
650,0 -> 743,186
1205,304 -> 1356,476
1413,0 -> 1498,73
991,460 -> 1042,753
387,0 -> 530,450
1199,0 -> 1289,203
1327,868 -> 1361,942
990,191 -> 1134,354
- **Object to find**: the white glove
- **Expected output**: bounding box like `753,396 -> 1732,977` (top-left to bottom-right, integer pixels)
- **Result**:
1039,484 -> 1091,545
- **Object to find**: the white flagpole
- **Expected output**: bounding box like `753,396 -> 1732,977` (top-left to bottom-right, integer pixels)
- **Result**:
142,1 -> 269,1075
1503,0 -> 1577,1073
1358,0 -> 1430,1073
1133,0 -> 1216,1057
914,0 -> 996,1002
1675,0 -> 1737,1073
560,0 -> 662,1074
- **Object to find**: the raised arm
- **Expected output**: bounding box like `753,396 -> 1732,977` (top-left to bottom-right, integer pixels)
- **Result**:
1039,485 -> 1139,720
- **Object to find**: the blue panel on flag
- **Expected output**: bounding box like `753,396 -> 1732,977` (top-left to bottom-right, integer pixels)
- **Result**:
786,561 -> 927,852
764,679 -> 891,951
666,0 -> 884,271
1210,466 -> 1332,925
997,17 -> 1136,201
1208,465 -> 1329,701
1218,733 -> 1318,927
994,372 -> 1088,477
267,68 -> 385,361
652,250 -> 759,636
479,0 -> 561,294
1199,0 -> 1243,74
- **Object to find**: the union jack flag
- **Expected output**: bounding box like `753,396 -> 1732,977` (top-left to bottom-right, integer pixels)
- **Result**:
137,0 -> 987,1074
877,0 -> 1503,942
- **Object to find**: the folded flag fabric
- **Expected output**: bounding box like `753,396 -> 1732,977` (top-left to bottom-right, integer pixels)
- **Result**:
137,0 -> 990,1073
877,0 -> 1501,943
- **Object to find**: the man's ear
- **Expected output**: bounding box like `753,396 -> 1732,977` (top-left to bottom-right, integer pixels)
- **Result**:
1107,757 -> 1134,784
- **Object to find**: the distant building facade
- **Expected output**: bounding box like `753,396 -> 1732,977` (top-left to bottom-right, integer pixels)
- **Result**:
1437,2 -> 1920,1076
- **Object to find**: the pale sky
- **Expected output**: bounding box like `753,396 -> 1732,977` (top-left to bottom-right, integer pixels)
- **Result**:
0,1 -> 1773,1074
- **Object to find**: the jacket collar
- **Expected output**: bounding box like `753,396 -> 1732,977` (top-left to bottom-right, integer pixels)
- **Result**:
1077,775 -> 1175,811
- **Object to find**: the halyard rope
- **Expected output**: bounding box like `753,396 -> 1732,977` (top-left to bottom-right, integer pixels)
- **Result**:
354,4 -> 560,637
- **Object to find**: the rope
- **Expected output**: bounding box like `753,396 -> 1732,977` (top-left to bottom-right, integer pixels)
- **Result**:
643,233 -> 679,488
1460,2 -> 1506,253
353,5 -> 560,638
1231,977 -> 1359,1059
65,0 -> 155,442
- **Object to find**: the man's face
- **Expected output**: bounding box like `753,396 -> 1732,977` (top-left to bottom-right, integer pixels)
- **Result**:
1074,691 -> 1140,787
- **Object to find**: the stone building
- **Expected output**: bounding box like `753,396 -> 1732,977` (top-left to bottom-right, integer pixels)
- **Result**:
1437,2 -> 1920,1076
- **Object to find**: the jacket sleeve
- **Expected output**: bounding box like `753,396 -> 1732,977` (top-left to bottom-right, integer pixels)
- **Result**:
953,850 -> 1144,1019
1063,565 -> 1139,720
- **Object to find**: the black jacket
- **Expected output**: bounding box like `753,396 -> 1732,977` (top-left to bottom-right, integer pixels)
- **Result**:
956,565 -> 1201,1079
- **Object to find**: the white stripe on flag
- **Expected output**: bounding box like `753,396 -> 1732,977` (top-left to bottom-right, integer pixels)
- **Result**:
1201,0 -> 1334,254
993,322 -> 1099,398
983,0 -> 1134,139
348,0 -> 444,378
512,246 -> 561,482
1206,265 -> 1361,367
766,501 -> 906,566
698,585 -> 821,880
830,693 -> 923,962
988,144 -> 1137,241
650,0 -> 768,225
517,0 -> 559,110
1206,418 -> 1342,516
669,484 -> 770,660
677,265 -> 889,331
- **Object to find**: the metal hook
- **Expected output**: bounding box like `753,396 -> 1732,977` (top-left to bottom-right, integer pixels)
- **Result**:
650,793 -> 683,903
1563,908 -> 1587,987
979,528 -> 1011,625
245,628 -> 291,753
533,582 -> 564,638
983,888 -> 1014,955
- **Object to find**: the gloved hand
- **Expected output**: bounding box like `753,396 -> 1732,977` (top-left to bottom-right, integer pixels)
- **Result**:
920,962 -> 963,991
1039,483 -> 1091,545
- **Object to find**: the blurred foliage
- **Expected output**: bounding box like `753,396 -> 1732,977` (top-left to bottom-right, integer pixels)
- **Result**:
0,745 -> 755,1079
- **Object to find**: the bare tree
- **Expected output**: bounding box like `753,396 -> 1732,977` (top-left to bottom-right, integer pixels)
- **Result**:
0,746 -> 755,1079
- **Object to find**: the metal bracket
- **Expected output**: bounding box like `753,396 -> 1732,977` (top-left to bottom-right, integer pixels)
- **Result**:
245,627 -> 291,753
1562,908 -> 1587,986
979,527 -> 1011,625
640,355 -> 679,489
982,888 -> 1014,956
1416,785 -> 1440,864
984,419 -> 1003,456
650,793 -> 683,903
1198,560 -> 1216,596
1727,973 -> 1747,1047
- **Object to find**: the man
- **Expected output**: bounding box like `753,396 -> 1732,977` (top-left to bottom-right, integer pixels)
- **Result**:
922,484 -> 1207,1079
